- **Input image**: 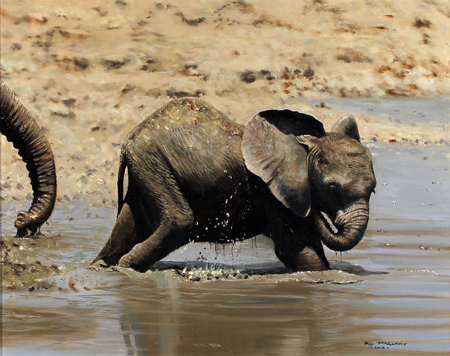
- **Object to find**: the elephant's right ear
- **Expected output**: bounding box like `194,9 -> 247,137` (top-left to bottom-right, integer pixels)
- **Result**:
241,114 -> 311,217
331,114 -> 361,141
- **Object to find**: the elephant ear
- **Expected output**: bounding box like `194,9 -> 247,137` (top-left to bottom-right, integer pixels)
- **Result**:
241,110 -> 325,218
331,114 -> 361,141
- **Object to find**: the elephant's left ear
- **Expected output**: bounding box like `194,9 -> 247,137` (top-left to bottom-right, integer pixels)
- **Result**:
331,114 -> 361,141
241,114 -> 311,218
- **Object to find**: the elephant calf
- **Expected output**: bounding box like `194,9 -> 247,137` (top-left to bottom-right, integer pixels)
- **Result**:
93,98 -> 376,272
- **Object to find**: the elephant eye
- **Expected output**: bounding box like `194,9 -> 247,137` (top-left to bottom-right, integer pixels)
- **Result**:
318,155 -> 328,165
328,184 -> 337,194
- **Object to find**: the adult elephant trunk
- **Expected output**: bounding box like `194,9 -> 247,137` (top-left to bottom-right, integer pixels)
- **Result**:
312,201 -> 369,252
0,81 -> 57,236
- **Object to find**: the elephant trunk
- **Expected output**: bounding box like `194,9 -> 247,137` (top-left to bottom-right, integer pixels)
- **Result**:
0,82 -> 57,236
312,201 -> 369,252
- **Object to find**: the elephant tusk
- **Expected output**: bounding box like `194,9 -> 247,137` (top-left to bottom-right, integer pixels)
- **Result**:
320,211 -> 339,234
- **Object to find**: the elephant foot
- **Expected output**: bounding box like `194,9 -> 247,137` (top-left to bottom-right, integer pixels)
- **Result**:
292,261 -> 330,272
118,250 -> 150,272
278,246 -> 330,272
118,253 -> 134,269
295,246 -> 330,271
16,227 -> 28,237
90,258 -> 110,270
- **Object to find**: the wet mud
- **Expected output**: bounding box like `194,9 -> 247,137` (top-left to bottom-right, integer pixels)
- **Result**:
1,236 -> 63,292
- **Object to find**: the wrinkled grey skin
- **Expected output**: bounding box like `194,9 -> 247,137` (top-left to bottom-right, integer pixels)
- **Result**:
0,81 -> 57,236
93,98 -> 376,272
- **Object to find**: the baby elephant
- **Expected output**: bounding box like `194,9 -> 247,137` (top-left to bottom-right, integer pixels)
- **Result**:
93,98 -> 376,272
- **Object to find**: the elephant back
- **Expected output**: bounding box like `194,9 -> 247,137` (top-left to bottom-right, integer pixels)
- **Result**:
126,98 -> 243,143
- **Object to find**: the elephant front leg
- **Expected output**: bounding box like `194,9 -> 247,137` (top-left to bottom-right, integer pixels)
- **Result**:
272,235 -> 329,272
265,204 -> 329,272
280,244 -> 330,272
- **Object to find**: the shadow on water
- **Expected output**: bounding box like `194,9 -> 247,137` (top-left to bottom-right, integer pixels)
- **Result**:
328,260 -> 389,276
151,258 -> 388,280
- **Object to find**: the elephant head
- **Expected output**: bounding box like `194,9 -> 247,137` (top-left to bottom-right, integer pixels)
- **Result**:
242,111 -> 376,254
298,115 -> 376,251
0,81 -> 57,236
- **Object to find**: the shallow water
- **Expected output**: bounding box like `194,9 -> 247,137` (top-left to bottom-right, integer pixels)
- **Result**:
320,96 -> 450,129
2,99 -> 450,355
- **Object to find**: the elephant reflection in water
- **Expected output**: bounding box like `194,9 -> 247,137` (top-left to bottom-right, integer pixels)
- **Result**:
117,273 -> 348,355
94,98 -> 376,272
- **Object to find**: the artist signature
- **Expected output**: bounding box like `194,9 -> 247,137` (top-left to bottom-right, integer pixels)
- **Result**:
364,341 -> 407,350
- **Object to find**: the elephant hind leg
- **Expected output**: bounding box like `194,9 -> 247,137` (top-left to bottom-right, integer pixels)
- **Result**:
118,210 -> 194,272
92,202 -> 139,266
117,171 -> 195,272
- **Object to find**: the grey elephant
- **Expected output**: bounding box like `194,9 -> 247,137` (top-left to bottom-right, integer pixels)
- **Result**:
93,98 -> 376,272
0,81 -> 57,236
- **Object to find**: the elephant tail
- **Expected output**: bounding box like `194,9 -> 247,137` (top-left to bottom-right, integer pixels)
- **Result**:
117,147 -> 127,217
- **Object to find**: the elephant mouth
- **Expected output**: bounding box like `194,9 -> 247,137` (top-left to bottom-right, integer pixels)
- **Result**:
319,211 -> 339,234
313,202 -> 370,252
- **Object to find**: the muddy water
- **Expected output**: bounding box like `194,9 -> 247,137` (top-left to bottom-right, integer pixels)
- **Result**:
2,99 -> 450,355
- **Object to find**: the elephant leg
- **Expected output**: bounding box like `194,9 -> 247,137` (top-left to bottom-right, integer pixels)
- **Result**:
118,213 -> 193,272
117,171 -> 194,272
279,238 -> 329,272
92,201 -> 140,266
264,200 -> 329,272
272,236 -> 329,272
